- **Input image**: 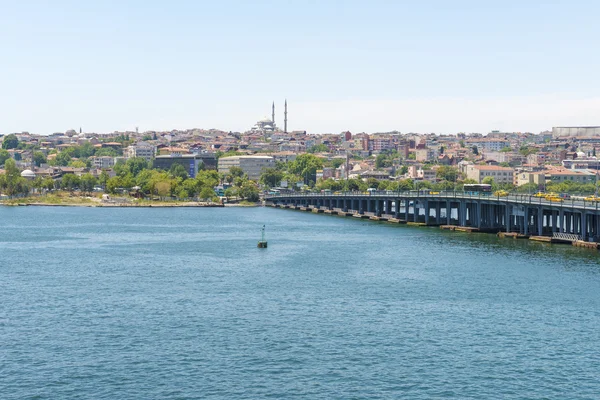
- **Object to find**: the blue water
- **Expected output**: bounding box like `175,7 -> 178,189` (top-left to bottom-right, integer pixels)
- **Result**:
2,206 -> 600,399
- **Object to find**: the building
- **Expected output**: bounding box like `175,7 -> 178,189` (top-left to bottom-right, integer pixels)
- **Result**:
552,126 -> 600,138
465,165 -> 514,184
89,156 -> 115,169
415,148 -> 435,162
218,155 -> 274,180
153,154 -> 213,178
466,139 -> 510,152
125,143 -> 156,162
546,169 -> 596,184
515,171 -> 546,187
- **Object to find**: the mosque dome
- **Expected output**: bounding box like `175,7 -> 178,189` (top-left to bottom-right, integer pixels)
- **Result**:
577,151 -> 586,158
21,169 -> 35,179
259,117 -> 273,123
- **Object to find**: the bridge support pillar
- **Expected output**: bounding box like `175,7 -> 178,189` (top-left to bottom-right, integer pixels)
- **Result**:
537,207 -> 543,236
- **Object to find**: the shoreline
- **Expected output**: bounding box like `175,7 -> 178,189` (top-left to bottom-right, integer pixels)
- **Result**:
0,201 -> 261,208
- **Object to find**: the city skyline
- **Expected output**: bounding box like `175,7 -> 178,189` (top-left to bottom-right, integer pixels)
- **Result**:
1,1 -> 599,135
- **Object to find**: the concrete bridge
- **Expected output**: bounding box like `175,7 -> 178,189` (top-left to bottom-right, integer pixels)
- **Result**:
265,191 -> 600,244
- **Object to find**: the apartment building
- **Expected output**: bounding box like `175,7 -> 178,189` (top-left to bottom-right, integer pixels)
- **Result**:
125,143 -> 156,162
466,165 -> 514,184
218,155 -> 274,180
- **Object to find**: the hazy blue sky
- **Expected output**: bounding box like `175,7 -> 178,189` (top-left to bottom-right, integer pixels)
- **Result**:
1,0 -> 599,135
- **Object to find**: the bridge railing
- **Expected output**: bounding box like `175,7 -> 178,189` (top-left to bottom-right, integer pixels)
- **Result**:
265,190 -> 600,211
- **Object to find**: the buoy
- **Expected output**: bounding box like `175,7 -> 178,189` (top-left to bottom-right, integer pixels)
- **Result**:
257,225 -> 268,248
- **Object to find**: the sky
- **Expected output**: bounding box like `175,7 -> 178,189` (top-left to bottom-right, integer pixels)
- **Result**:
1,0 -> 599,135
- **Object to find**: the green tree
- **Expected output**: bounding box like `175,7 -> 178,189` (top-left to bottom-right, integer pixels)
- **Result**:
0,149 -> 10,166
436,166 -> 458,182
0,158 -> 29,196
80,173 -> 97,194
199,186 -> 216,200
307,143 -> 329,153
68,160 -> 87,168
238,180 -> 260,201
126,157 -> 148,177
2,134 -> 19,150
169,163 -> 189,180
42,177 -> 55,192
61,174 -> 81,192
397,179 -> 414,191
95,147 -> 119,157
331,158 -> 345,168
288,154 -> 323,184
482,176 -> 494,185
106,176 -> 125,194
472,146 -> 479,155
53,151 -> 72,166
259,168 -> 283,188
229,166 -> 245,178
33,151 -> 47,167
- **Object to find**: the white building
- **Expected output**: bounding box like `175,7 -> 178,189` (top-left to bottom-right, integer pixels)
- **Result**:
89,156 -> 115,169
218,155 -> 274,180
125,143 -> 156,163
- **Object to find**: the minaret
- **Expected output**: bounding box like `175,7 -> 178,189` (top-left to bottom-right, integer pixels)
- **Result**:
284,99 -> 288,134
272,101 -> 275,125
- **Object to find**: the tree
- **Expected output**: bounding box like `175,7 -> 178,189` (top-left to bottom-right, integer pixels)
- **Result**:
238,180 -> 260,201
33,151 -> 47,167
482,176 -> 495,185
68,160 -> 87,168
436,166 -> 458,182
439,146 -> 445,155
42,177 -> 55,192
0,158 -> 29,196
260,168 -> 283,188
199,186 -> 216,201
106,176 -> 122,194
61,174 -> 81,192
288,154 -> 323,184
2,134 -> 19,150
53,151 -> 72,166
80,173 -> 97,194
155,181 -> 171,199
169,163 -> 189,180
229,166 -> 244,178
224,187 -> 237,200
397,179 -> 414,191
95,147 -> 119,157
307,143 -> 329,153
472,146 -> 479,155
126,157 -> 148,176
0,149 -> 10,166
99,170 -> 110,189
331,158 -> 345,168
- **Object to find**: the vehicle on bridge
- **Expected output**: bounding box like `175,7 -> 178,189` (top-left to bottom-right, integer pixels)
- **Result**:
584,196 -> 600,202
494,190 -> 509,197
463,184 -> 492,196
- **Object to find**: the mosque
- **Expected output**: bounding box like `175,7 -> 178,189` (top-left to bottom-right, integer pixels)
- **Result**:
251,100 -> 288,134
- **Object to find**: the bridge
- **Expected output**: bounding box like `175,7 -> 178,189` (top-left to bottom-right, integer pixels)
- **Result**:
265,191 -> 600,244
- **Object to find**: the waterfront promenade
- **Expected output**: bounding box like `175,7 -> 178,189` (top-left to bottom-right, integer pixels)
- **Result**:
266,191 -> 600,247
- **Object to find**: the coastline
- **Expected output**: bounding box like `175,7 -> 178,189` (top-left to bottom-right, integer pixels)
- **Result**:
0,200 -> 261,208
